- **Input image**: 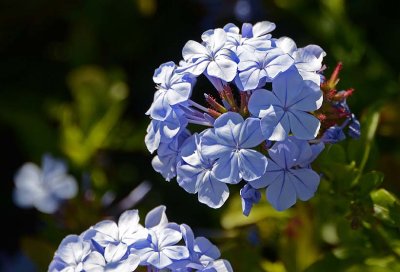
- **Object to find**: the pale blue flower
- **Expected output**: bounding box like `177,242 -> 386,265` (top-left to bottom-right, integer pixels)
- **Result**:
145,108 -> 188,153
240,183 -> 261,216
49,205 -> 233,271
83,244 -> 140,272
179,224 -> 233,272
248,137 -> 321,211
13,154 -> 78,214
201,112 -> 268,184
86,209 -> 147,248
236,47 -> 294,91
177,134 -> 229,208
275,37 -> 326,85
130,225 -> 189,269
178,28 -> 238,82
152,130 -> 191,181
147,62 -> 194,121
48,235 -> 91,272
248,68 -> 323,141
223,21 -> 276,54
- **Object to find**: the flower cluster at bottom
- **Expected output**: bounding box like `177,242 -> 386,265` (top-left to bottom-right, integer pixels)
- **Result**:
48,205 -> 232,272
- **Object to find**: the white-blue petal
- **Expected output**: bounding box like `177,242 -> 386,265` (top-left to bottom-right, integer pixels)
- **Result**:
198,172 -> 229,208
207,58 -> 237,82
238,149 -> 268,181
260,107 -> 289,141
182,40 -> 209,61
145,205 -> 168,229
213,152 -> 241,184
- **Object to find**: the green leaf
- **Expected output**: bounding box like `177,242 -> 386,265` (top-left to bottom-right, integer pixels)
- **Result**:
357,171 -> 384,196
370,189 -> 400,227
348,106 -> 380,175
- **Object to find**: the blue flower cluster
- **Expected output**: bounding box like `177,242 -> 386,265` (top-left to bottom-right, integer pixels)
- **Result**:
13,154 -> 78,214
145,21 -> 360,213
49,205 -> 232,272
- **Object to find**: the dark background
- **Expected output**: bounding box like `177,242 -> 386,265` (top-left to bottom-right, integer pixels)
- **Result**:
1,0 -> 399,270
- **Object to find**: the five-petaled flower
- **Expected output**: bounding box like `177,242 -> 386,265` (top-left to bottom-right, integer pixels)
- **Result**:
13,154 -> 78,214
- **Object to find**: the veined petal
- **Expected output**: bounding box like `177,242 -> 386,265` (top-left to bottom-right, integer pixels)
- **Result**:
162,246 -> 190,260
288,110 -> 320,140
83,251 -> 105,271
210,28 -> 227,52
248,89 -> 279,118
248,160 -> 283,189
289,81 -> 322,111
238,67 -> 266,91
153,61 -> 175,85
182,40 -> 209,61
260,107 -> 289,141
213,152 -> 241,184
158,228 -> 182,247
195,237 -> 221,260
167,82 -> 192,105
238,149 -> 268,181
104,243 -> 128,263
207,58 -> 237,82
214,112 -> 244,128
264,53 -> 294,79
289,168 -> 320,201
272,68 -> 303,107
147,252 -> 172,269
238,117 -> 264,148
117,210 -> 141,243
178,58 -> 210,76
266,172 -> 296,211
198,172 -> 229,208
268,140 -> 298,169
91,220 -> 120,246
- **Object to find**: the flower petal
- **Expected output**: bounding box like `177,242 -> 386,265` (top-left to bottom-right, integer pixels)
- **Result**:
289,168 -> 320,201
288,110 -> 320,140
266,172 -> 297,211
213,152 -> 241,184
145,205 -> 168,229
238,149 -> 268,181
198,172 -> 229,208
238,117 -> 264,148
207,58 -> 237,82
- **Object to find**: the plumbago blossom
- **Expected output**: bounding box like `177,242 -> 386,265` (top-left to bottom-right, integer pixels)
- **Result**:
145,21 -> 361,214
13,154 -> 78,214
48,205 -> 232,272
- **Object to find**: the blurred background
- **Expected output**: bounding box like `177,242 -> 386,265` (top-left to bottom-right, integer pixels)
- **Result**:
1,0 -> 400,271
